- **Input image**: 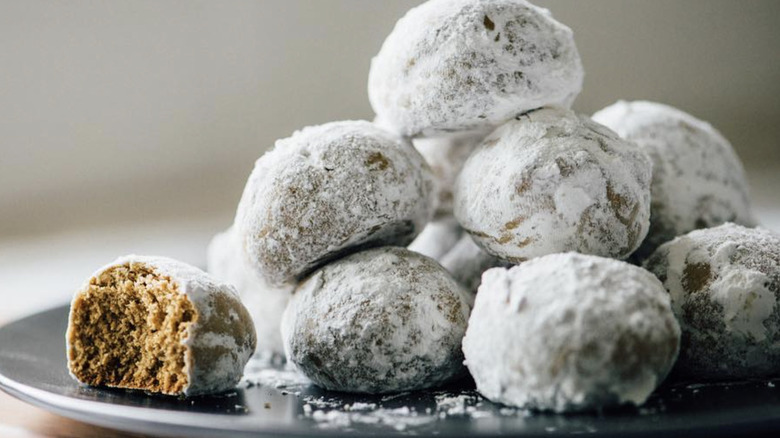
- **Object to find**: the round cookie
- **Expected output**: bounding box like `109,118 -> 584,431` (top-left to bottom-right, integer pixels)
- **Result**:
592,100 -> 755,260
369,0 -> 583,137
235,120 -> 435,286
407,216 -> 464,261
414,131 -> 486,215
463,253 -> 680,412
440,235 -> 511,294
644,223 -> 780,380
207,226 -> 292,356
67,255 -> 257,396
454,106 -> 652,263
281,247 -> 473,394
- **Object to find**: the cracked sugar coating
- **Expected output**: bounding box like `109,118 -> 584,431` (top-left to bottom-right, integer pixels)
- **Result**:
592,101 -> 755,261
407,216 -> 464,261
644,223 -> 780,380
207,227 -> 292,356
441,235 -> 511,294
414,131 -> 486,215
235,120 -> 435,286
281,247 -> 473,394
67,255 -> 257,396
463,253 -> 680,412
369,0 -> 583,136
454,106 -> 652,263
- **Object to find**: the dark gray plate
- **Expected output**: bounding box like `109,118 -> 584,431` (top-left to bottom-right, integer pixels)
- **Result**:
1,306 -> 780,437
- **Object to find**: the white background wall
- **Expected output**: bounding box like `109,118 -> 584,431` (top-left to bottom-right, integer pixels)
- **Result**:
0,0 -> 779,320
1,0 -> 779,238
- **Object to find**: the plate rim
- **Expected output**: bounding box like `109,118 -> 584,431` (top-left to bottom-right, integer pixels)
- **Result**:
3,305 -> 780,438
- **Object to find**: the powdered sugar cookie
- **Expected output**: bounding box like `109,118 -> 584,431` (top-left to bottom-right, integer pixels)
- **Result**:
236,121 -> 435,285
440,235 -> 510,293
408,216 -> 464,261
369,0 -> 583,136
67,256 -> 256,396
282,247 -> 472,394
414,131 -> 486,215
463,253 -> 680,412
593,101 -> 755,260
454,106 -> 651,263
207,226 -> 292,356
644,223 -> 780,379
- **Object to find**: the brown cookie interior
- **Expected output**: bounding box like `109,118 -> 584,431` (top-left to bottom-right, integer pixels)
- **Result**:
67,263 -> 196,395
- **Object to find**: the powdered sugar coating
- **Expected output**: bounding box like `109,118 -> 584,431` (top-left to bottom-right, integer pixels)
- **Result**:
463,253 -> 680,412
67,255 -> 257,396
368,0 -> 584,137
644,223 -> 780,379
207,227 -> 292,356
407,216 -> 463,261
440,235 -> 510,293
235,121 -> 435,286
414,131 -> 486,215
454,106 -> 652,263
281,247 -> 473,394
592,101 -> 755,260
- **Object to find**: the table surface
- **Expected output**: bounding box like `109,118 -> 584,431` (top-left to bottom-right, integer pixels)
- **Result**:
0,391 -> 150,438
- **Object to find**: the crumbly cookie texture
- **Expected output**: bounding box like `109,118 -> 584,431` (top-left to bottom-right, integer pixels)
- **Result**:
235,120 -> 435,286
281,247 -> 473,394
407,216 -> 464,261
413,131 -> 486,215
67,255 -> 257,396
592,100 -> 755,260
454,106 -> 652,263
207,226 -> 292,356
644,223 -> 780,380
440,235 -> 511,294
369,0 -> 583,137
463,253 -> 680,413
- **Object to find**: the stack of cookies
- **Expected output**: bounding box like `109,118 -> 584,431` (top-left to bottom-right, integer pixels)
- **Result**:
68,0 -> 778,409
